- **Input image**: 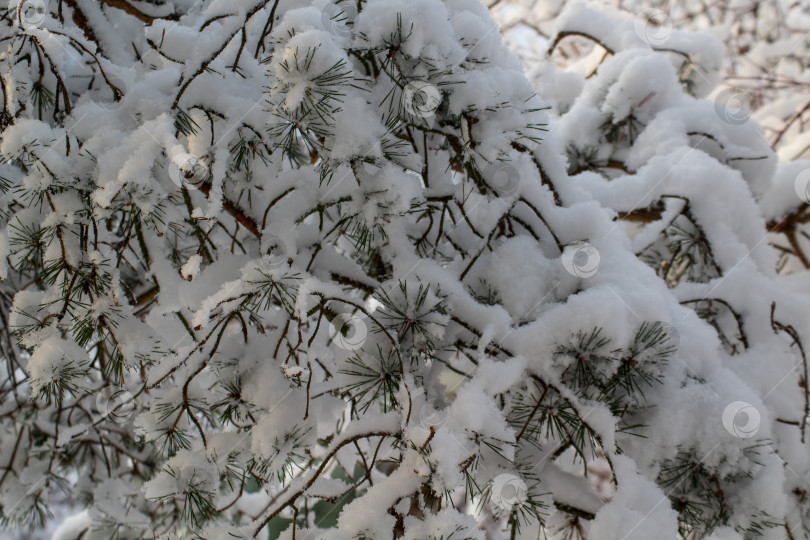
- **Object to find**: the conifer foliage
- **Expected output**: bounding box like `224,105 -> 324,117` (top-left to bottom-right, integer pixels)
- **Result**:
0,0 -> 808,539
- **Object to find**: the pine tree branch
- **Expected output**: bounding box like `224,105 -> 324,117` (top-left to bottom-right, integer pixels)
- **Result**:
681,298 -> 749,350
511,141 -> 562,206
196,182 -> 261,238
553,501 -> 596,521
99,0 -> 178,23
251,426 -> 401,536
770,302 -> 809,443
549,31 -> 616,56
172,1 -> 270,109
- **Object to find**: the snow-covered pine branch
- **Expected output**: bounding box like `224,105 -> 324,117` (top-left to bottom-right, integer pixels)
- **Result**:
0,0 -> 808,539
494,0 -> 810,276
